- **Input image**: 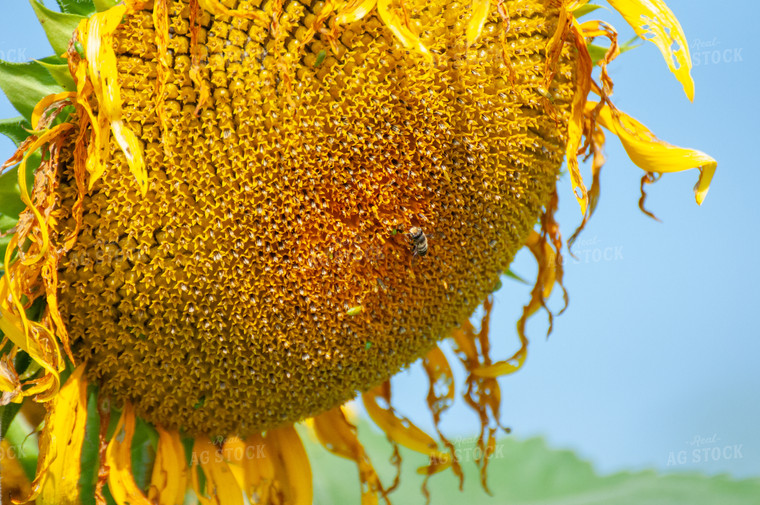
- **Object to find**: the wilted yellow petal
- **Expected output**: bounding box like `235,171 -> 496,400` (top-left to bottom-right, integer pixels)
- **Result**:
377,0 -> 431,61
313,407 -> 383,505
565,19 -> 593,214
27,364 -> 88,505
266,426 -> 312,505
590,101 -> 717,204
192,437 -> 243,505
30,92 -> 76,130
1,440 -> 32,502
336,0 -> 377,24
240,434 -> 274,503
106,404 -> 152,505
606,0 -> 694,100
363,384 -> 448,467
197,0 -> 268,23
81,4 -> 147,195
148,427 -> 188,505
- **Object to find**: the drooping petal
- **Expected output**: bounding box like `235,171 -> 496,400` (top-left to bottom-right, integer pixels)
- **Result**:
148,427 -> 188,505
422,346 -> 463,487
313,406 -> 384,505
192,437 -> 244,505
266,426 -> 313,505
564,17 -> 594,214
589,101 -> 717,204
605,0 -> 693,100
336,0 -> 377,24
105,403 -> 152,505
79,4 -> 147,194
363,382 -> 450,477
377,0 -> 431,61
239,433 -> 274,504
197,0 -> 269,23
25,364 -> 88,505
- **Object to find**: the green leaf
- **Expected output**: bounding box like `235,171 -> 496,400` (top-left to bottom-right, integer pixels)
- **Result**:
36,59 -> 76,91
93,0 -> 119,12
29,0 -> 85,58
0,59 -> 62,120
56,0 -> 96,16
303,421 -> 760,505
0,116 -> 33,146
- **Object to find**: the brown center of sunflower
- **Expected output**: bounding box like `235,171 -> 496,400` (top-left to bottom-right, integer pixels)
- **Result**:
52,0 -> 575,437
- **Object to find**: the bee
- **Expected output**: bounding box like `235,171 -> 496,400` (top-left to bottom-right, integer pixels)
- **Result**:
408,227 -> 428,258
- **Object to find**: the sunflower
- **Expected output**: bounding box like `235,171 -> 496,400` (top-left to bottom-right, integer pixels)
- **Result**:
0,0 -> 716,503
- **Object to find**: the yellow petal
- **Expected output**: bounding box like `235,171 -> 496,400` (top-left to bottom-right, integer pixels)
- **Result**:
605,0 -> 694,100
313,407 -> 382,505
363,384 -> 445,460
192,437 -> 243,505
27,364 -> 88,505
266,426 -> 313,505
240,434 -> 274,503
565,18 -> 593,215
336,0 -> 377,24
377,0 -> 431,61
106,404 -> 152,505
197,0 -> 269,23
148,427 -> 188,505
30,92 -> 76,130
1,439 -> 33,501
81,5 -> 147,195
590,101 -> 717,204
466,0 -> 490,46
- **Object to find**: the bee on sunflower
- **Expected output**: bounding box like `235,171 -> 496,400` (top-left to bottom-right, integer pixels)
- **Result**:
0,0 -> 716,503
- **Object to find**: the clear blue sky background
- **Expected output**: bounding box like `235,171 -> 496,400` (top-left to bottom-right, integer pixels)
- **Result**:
1,0 -> 757,480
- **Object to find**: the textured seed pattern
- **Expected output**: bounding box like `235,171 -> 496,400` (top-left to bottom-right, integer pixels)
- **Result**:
52,0 -> 576,437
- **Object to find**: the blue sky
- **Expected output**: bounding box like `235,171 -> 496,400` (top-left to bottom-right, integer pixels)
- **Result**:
1,0 -> 757,480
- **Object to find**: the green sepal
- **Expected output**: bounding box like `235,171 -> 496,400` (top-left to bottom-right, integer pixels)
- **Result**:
587,43 -> 607,66
131,417 -> 158,492
93,0 -> 119,12
0,60 -> 63,121
587,36 -> 642,66
56,0 -> 96,16
36,59 -> 77,92
29,0 -> 85,58
2,412 -> 39,481
79,386 -> 101,505
0,403 -> 23,438
573,3 -> 603,18
0,116 -> 33,146
505,268 -> 529,285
